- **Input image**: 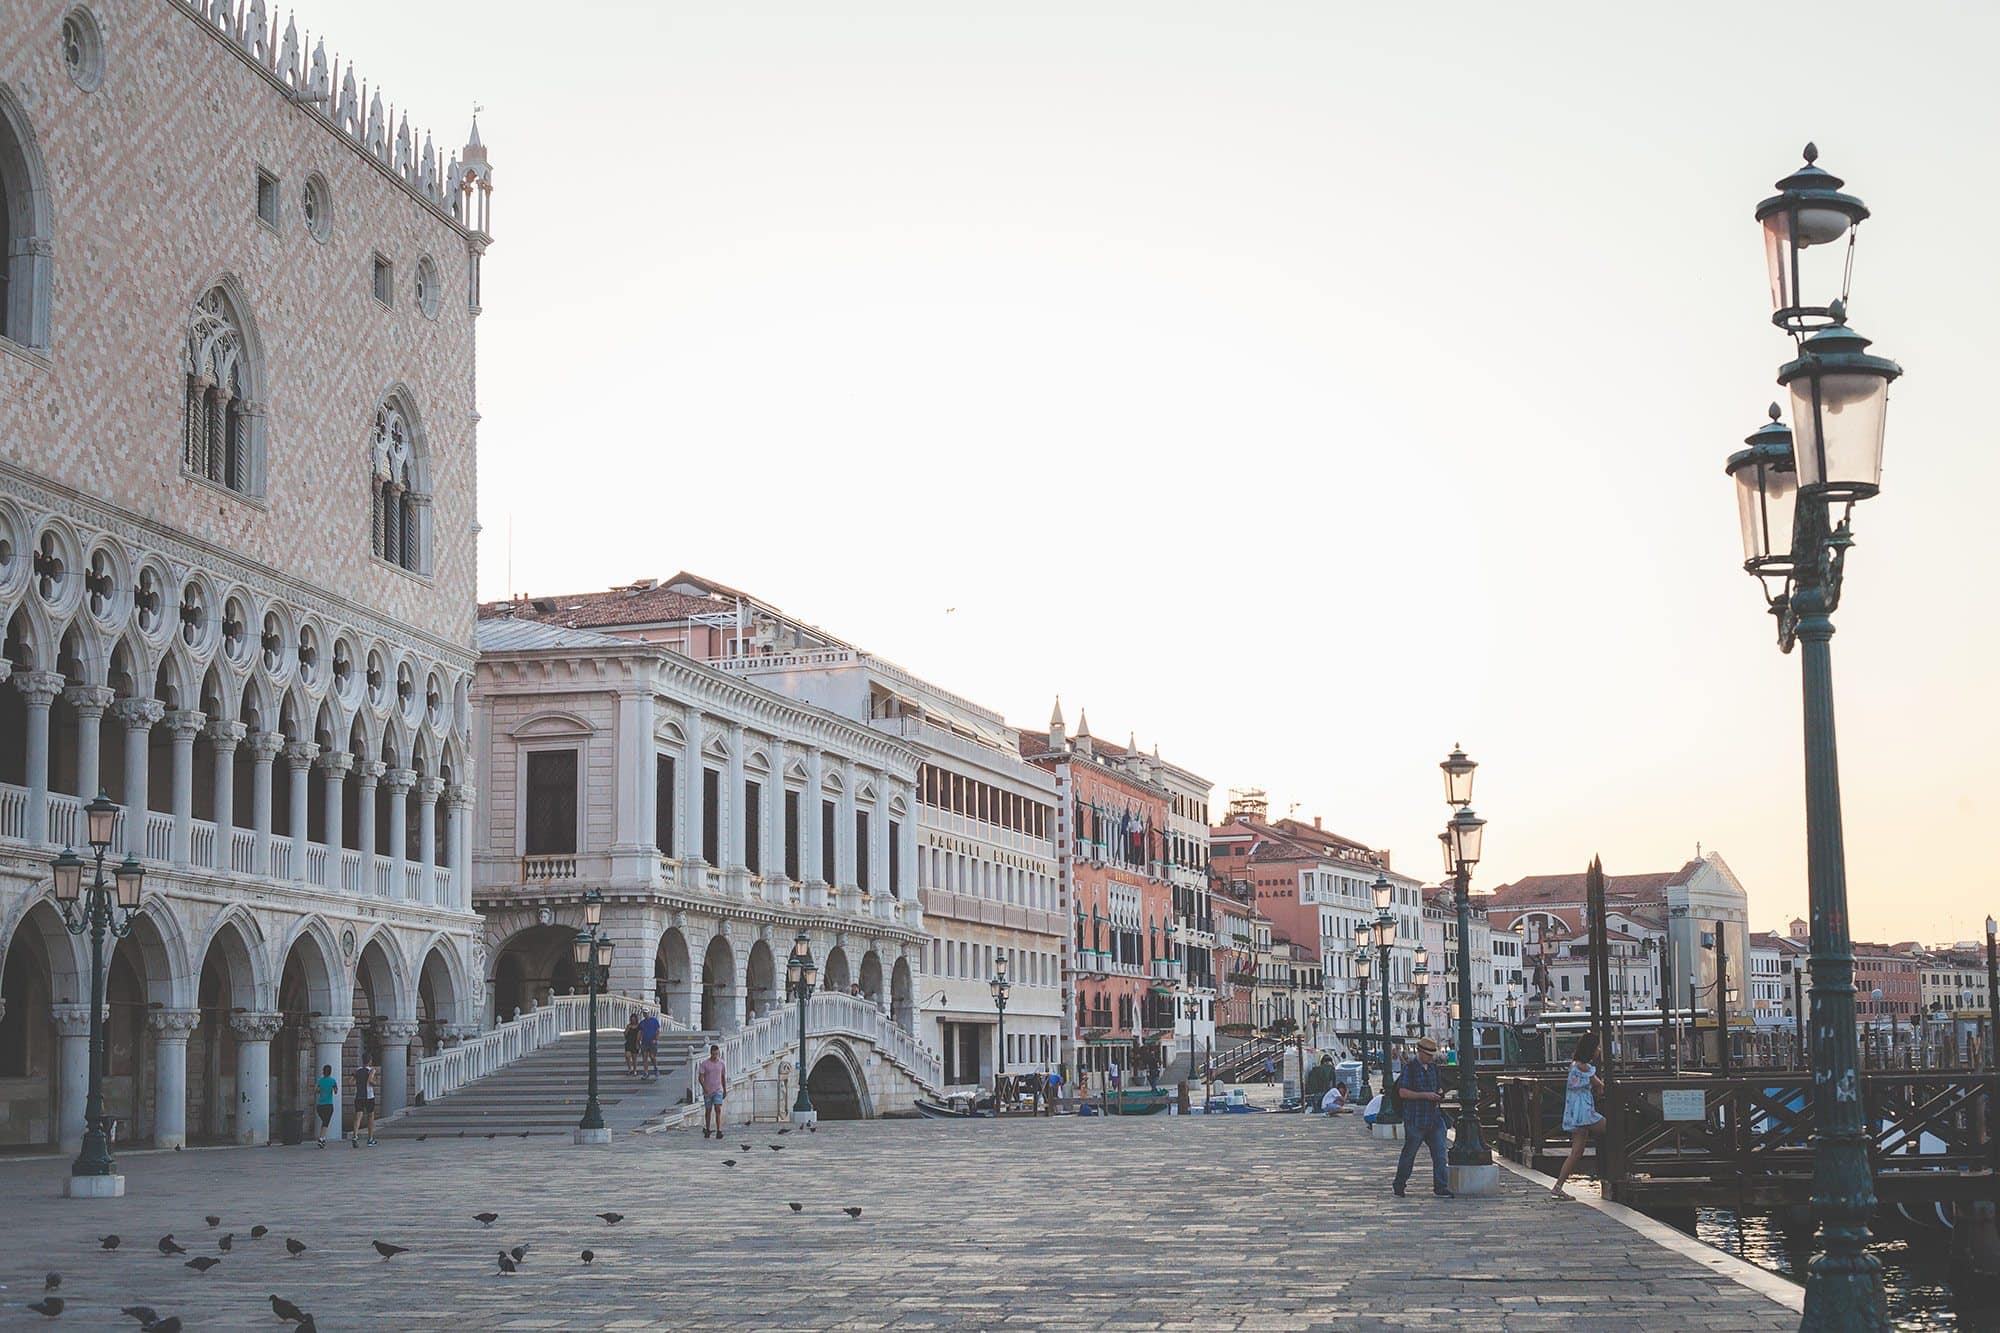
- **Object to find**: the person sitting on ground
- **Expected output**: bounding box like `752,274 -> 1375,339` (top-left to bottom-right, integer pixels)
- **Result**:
1321,1083 -> 1352,1115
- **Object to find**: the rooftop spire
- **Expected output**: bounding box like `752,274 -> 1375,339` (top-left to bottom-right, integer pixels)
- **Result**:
1050,695 -> 1063,728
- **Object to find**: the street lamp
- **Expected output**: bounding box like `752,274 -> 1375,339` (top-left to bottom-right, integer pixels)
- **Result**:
50,792 -> 143,1194
1440,748 -> 1494,1190
1369,873 -> 1401,1133
990,953 -> 1011,1098
1414,945 -> 1430,1039
1730,144 -> 1901,1330
787,930 -> 818,1123
1354,945 -> 1374,1101
1986,918 -> 1997,1073
572,887 -> 613,1144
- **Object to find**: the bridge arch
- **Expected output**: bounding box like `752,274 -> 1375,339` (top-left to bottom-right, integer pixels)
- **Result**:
806,1037 -> 872,1121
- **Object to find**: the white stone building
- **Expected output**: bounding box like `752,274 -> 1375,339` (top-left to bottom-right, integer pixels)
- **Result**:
1,0 -> 491,1152
472,617 -> 926,1091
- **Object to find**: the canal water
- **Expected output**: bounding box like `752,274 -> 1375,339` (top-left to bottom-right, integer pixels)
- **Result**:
1694,1208 -> 1996,1330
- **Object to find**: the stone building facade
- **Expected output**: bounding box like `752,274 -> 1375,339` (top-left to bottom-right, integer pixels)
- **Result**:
0,0 -> 491,1151
472,618 -> 926,1074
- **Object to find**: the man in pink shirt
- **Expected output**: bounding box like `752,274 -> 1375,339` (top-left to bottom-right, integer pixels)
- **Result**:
697,1043 -> 728,1140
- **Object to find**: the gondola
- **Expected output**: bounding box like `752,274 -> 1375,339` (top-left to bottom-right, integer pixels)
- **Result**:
913,1095 -> 994,1119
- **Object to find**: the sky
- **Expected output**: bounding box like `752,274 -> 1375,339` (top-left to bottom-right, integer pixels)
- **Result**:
316,0 -> 2000,945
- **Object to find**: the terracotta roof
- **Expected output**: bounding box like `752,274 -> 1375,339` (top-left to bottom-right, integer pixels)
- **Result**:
475,617 -> 642,653
1483,862 -> 1703,909
480,582 -> 729,629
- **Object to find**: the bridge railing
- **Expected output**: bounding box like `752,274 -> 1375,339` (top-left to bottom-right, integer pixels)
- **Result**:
711,992 -> 941,1098
414,993 -> 682,1106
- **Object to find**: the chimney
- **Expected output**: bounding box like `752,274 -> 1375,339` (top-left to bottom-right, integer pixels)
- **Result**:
1313,816 -> 1321,830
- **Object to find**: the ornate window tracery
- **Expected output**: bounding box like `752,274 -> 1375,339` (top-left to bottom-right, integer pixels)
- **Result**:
183,287 -> 262,496
370,395 -> 430,574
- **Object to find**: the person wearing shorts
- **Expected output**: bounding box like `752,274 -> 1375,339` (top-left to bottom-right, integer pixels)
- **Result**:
696,1043 -> 728,1139
314,1064 -> 337,1147
351,1055 -> 378,1146
639,1009 -> 662,1080
623,1014 -> 641,1076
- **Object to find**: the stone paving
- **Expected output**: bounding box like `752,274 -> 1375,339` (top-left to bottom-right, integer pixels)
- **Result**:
0,1114 -> 1798,1331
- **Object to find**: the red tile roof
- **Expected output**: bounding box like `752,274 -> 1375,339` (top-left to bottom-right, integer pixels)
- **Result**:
1483,862 -> 1702,909
481,582 -> 729,629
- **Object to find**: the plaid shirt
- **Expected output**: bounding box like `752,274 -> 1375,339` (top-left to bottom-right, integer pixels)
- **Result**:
1398,1056 -> 1444,1132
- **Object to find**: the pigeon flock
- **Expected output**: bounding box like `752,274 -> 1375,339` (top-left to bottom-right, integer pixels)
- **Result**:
16,1119 -> 866,1325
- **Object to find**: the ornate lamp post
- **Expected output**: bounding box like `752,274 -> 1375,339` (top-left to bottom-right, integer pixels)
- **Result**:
989,954 -> 1011,1098
788,930 -> 818,1123
1354,941 -> 1374,1102
1414,946 -> 1431,1039
1368,874 -> 1402,1136
1440,747 -> 1496,1193
1986,919 -> 1997,1072
1727,144 -> 1902,1331
51,793 -> 143,1197
572,887 -> 614,1144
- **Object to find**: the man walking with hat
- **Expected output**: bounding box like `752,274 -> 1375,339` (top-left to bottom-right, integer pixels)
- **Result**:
1392,1036 -> 1454,1198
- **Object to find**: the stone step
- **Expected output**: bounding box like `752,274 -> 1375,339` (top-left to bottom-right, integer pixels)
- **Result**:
376,1029 -> 710,1138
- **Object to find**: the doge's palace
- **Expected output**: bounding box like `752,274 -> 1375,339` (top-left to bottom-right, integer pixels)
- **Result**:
0,0 -> 492,1151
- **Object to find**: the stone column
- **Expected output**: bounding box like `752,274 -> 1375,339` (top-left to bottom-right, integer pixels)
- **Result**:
765,744 -> 787,900
165,709 -> 205,867
51,1003 -> 93,1154
355,759 -> 384,892
247,730 -> 285,875
682,711 -> 706,873
206,720 -> 244,871
321,751 -> 351,883
384,768 -> 415,899
869,772 -> 890,902
377,1020 -> 420,1116
803,748 -> 826,902
839,757 -> 859,891
898,809 -> 919,917
229,1012 -> 282,1145
63,683 -> 114,802
15,672 -> 65,845
417,776 -> 442,902
110,698 -> 165,858
284,741 -> 318,882
723,722 -> 747,873
611,686 -> 655,878
444,785 -> 471,911
309,1016 -> 352,1138
147,1009 -> 200,1148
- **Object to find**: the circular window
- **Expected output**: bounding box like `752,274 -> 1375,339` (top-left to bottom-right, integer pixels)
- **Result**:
302,174 -> 331,243
413,255 -> 440,318
60,8 -> 104,92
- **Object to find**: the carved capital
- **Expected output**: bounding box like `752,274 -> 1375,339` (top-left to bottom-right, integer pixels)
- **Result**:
445,782 -> 477,810
13,670 -> 67,708
355,758 -> 387,784
50,1004 -> 97,1037
147,1008 -> 202,1038
63,684 -> 116,716
109,697 -> 167,732
378,1020 -> 422,1044
247,730 -> 288,761
384,766 -> 417,793
417,776 -> 445,803
229,1011 -> 284,1042
308,1015 -> 354,1045
319,750 -> 354,777
165,709 -> 208,740
284,740 -> 321,771
205,719 -> 247,751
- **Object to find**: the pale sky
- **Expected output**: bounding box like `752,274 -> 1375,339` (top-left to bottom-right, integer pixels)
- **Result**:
319,0 -> 1999,945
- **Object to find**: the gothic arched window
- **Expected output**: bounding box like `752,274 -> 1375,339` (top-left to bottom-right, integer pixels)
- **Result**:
0,84 -> 52,350
371,394 -> 431,574
183,285 -> 263,495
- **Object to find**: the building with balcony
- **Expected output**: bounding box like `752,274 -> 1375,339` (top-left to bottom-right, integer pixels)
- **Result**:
0,1 -> 490,1151
480,573 -> 1055,1093
472,616 -> 926,1056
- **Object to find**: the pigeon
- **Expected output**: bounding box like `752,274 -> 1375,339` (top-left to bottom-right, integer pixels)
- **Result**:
184,1256 -> 221,1273
142,1319 -> 182,1333
293,1319 -> 314,1333
270,1294 -> 307,1323
769,1144 -> 784,1152
509,1244 -> 529,1265
414,1135 -> 427,1142
596,1212 -> 623,1225
776,1128 -> 791,1135
284,1237 -> 306,1258
472,1212 -> 499,1227
43,1274 -> 59,1291
787,1202 -> 803,1213
204,1216 -> 220,1229
580,1250 -> 594,1265
495,1250 -> 517,1276
371,1241 -> 408,1260
722,1158 -> 737,1167
250,1226 -> 269,1239
218,1234 -> 233,1253
485,1133 -> 496,1139
741,1143 -> 752,1151
119,1308 -> 156,1325
157,1236 -> 185,1256
99,1236 -> 121,1251
27,1297 -> 62,1317
843,1207 -> 863,1219
173,1145 -> 182,1152
807,1124 -> 818,1133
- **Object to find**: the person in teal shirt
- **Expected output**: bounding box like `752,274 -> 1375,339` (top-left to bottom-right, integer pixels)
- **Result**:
314,1064 -> 337,1148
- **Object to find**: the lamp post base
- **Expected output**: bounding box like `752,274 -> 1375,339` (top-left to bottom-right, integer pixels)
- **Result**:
790,1107 -> 819,1126
65,1173 -> 125,1199
1371,1121 -> 1404,1140
1448,1163 -> 1499,1196
572,1127 -> 612,1145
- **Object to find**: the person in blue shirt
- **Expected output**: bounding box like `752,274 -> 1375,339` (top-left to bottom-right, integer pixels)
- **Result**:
638,1009 -> 662,1080
313,1064 -> 337,1148
1392,1037 -> 1453,1198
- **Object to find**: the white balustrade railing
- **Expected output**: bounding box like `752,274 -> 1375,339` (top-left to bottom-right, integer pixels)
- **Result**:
0,784 -> 24,841
305,843 -> 330,887
269,839 -> 291,880
230,828 -> 255,874
373,858 -> 393,896
143,811 -> 174,862
402,861 -> 424,901
341,850 -> 363,894
717,991 -> 943,1095
414,993 -> 678,1107
432,865 -> 454,905
189,821 -> 216,869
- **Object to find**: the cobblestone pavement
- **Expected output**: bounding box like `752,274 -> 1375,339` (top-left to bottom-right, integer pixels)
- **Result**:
0,1114 -> 1797,1331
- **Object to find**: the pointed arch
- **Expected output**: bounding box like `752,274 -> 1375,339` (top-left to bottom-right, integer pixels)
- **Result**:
112,895 -> 196,1009
416,934 -> 467,1034
56,616 -> 108,687
195,906 -> 269,1010
275,914 -> 346,1015
182,275 -> 267,496
0,80 -> 52,350
353,926 -> 412,1022
369,386 -> 431,574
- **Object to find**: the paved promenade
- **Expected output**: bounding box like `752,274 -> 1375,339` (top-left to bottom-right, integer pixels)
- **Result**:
0,1114 -> 1797,1330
